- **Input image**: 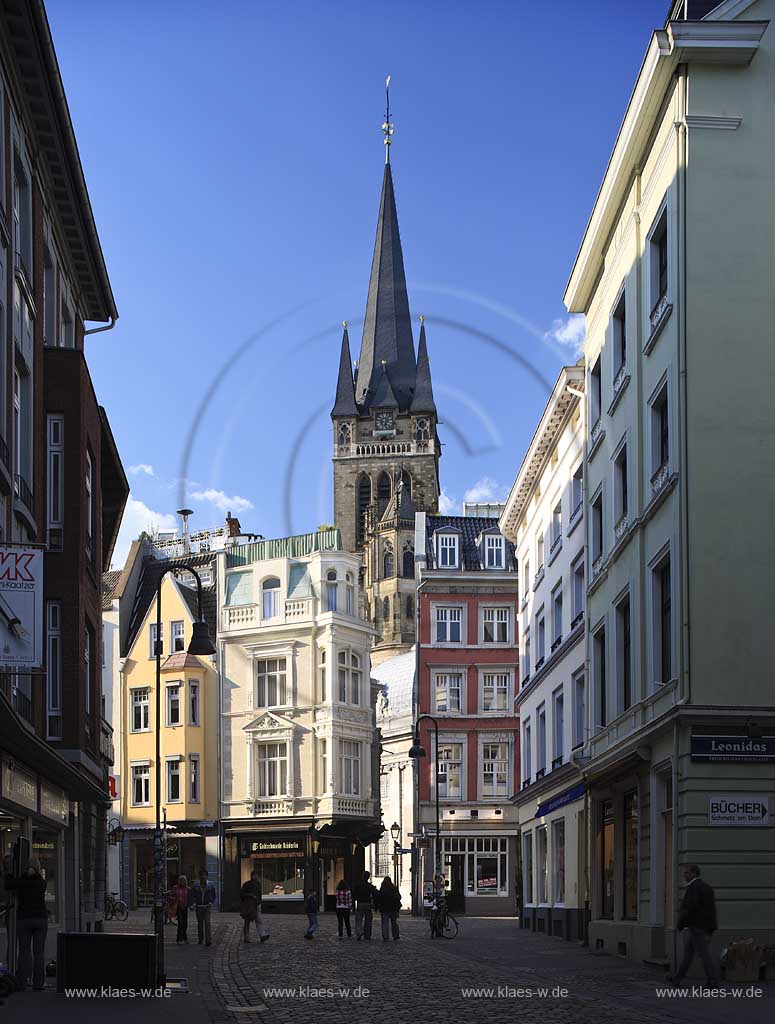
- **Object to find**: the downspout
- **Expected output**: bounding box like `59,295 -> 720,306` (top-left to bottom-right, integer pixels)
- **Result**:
84,316 -> 117,337
412,577 -> 427,915
676,67 -> 691,706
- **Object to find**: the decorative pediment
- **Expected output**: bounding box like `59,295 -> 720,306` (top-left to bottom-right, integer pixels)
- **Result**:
243,710 -> 297,735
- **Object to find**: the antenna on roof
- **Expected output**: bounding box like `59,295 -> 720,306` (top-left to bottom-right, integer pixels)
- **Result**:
382,75 -> 394,163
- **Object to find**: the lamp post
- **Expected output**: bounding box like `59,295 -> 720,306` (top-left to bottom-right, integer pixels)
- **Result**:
408,714 -> 441,885
390,821 -> 400,886
153,565 -> 215,987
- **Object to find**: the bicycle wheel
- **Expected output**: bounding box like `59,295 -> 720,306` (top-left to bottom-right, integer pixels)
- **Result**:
114,900 -> 129,922
441,913 -> 458,938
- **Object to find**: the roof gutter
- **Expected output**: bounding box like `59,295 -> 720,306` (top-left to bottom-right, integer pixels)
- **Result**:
85,316 -> 118,337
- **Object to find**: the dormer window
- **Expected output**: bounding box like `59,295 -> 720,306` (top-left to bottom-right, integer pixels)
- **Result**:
437,533 -> 459,569
484,535 -> 504,569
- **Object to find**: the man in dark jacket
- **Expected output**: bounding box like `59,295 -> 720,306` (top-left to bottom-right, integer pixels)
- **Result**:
352,871 -> 378,941
4,857 -> 48,991
190,870 -> 216,946
669,864 -> 719,985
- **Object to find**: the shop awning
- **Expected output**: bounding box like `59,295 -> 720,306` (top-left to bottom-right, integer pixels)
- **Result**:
536,782 -> 586,819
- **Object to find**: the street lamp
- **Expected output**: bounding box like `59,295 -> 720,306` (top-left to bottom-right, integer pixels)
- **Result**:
106,818 -> 125,846
153,565 -> 215,987
390,821 -> 401,886
408,713 -> 441,882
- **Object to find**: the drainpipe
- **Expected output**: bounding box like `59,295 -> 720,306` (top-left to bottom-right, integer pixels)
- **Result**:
676,66 -> 691,706
412,578 -> 427,914
84,316 -> 117,337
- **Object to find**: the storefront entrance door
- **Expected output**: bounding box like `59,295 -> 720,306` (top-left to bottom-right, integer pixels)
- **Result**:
447,855 -> 465,913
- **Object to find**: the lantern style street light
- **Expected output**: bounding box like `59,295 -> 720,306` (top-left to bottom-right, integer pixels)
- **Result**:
408,714 -> 441,880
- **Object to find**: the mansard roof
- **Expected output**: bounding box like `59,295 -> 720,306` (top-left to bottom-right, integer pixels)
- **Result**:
425,514 -> 516,572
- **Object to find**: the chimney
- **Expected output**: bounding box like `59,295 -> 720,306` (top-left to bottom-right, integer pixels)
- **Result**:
226,510 -> 242,538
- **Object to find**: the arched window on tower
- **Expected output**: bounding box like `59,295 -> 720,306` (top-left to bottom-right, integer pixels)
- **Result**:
377,471 -> 391,518
402,542 -> 414,579
337,422 -> 352,450
357,475 -> 371,546
382,596 -> 391,624
414,418 -> 430,444
383,543 -> 394,579
326,569 -> 338,612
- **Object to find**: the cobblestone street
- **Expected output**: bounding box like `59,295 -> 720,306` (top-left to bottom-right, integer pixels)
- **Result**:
3,912 -> 771,1024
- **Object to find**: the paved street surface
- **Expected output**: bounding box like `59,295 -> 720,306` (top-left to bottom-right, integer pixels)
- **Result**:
1,912 -> 772,1024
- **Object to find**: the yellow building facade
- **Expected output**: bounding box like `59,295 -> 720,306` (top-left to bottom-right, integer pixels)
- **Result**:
119,571 -> 218,906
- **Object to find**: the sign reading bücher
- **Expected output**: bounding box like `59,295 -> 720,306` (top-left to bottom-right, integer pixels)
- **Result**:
708,795 -> 769,827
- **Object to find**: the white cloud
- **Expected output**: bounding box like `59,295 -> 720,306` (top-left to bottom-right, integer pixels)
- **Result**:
111,497 -> 178,569
545,314 -> 586,354
438,490 -> 460,515
190,488 -> 254,514
462,477 -> 508,504
128,463 -> 155,477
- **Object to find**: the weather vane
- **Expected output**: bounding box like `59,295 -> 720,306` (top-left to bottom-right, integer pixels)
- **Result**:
382,74 -> 394,162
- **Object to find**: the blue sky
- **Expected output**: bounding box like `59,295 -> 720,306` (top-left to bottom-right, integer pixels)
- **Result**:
46,0 -> 668,565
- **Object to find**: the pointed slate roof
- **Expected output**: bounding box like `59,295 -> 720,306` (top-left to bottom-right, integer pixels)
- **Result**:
410,320 -> 436,414
371,361 -> 399,409
331,325 -> 359,417
380,477 -> 417,524
354,163 -> 417,412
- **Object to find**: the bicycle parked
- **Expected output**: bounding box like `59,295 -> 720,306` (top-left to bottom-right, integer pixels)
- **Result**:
429,892 -> 458,939
104,891 -> 129,922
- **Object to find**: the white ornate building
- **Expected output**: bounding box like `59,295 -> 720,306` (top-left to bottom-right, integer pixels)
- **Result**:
216,530 -> 381,912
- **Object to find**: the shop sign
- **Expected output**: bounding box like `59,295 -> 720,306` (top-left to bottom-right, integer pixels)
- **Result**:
477,876 -> 498,892
0,545 -> 44,667
536,782 -> 586,819
2,756 -> 37,812
422,881 -> 435,907
691,736 -> 775,763
108,775 -> 119,800
39,781 -> 68,824
708,795 -> 769,826
251,838 -> 304,855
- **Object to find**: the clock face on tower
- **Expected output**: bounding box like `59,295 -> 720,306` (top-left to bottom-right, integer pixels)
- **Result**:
375,411 -> 395,434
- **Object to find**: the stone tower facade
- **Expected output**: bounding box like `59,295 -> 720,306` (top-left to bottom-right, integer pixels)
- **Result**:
332,159 -> 440,659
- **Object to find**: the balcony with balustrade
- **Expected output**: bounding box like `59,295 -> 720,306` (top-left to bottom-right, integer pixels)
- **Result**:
221,597 -> 315,633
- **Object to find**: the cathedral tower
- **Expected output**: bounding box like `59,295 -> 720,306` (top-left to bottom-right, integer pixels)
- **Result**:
332,117 -> 440,658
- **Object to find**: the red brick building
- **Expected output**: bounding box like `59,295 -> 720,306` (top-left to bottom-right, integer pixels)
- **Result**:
414,511 -> 520,915
0,0 -> 127,934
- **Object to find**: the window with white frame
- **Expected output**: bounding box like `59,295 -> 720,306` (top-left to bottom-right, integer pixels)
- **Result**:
612,290 -> 627,375
522,559 -> 530,602
573,670 -> 586,749
552,819 -> 566,904
522,631 -> 531,684
650,380 -> 670,479
437,741 -> 464,799
189,755 -> 200,802
319,648 -> 326,701
572,554 -> 585,625
434,671 -> 463,713
551,502 -> 562,551
188,679 -> 200,725
552,583 -> 563,647
47,415 -> 64,549
649,204 -> 669,316
481,671 -> 510,713
337,650 -> 361,704
256,741 -> 288,797
536,607 -> 545,666
319,738 -> 328,791
523,833 -> 534,905
166,683 -> 181,726
536,530 -> 545,572
149,623 -> 163,658
131,763 -> 150,807
346,575 -> 355,615
537,704 -> 546,775
350,653 -> 361,704
435,606 -> 462,643
46,601 -> 62,738
171,620 -> 185,652
256,658 -> 288,707
131,687 -> 150,732
166,757 -> 182,802
485,534 -> 504,569
340,739 -> 361,795
482,606 -> 510,644
326,570 -> 338,611
440,836 -> 509,896
523,720 -> 532,782
614,442 -> 629,526
553,688 -> 564,766
437,533 -> 459,568
537,826 -> 548,903
594,625 -> 607,729
262,577 -> 281,619
481,741 -> 509,798
571,464 -> 583,519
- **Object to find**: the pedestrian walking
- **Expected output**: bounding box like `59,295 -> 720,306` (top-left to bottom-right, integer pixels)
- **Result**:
3,856 -> 48,991
240,871 -> 270,944
379,876 -> 401,942
191,869 -> 216,946
335,879 -> 352,938
668,865 -> 719,986
352,870 -> 377,940
304,890 -> 320,939
174,874 -> 191,943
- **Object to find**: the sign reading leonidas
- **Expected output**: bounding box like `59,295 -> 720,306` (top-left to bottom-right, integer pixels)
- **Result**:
0,545 -> 43,667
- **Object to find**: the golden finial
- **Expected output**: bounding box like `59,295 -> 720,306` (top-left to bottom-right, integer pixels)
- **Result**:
382,75 -> 394,163
419,314 -> 425,324
343,320 -> 348,328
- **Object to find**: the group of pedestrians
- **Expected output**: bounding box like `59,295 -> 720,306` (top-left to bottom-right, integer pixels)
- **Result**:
306,872 -> 401,942
167,869 -> 216,945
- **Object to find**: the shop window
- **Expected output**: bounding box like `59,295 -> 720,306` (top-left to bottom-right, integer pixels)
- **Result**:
523,833 -> 533,906
601,799 -> 615,919
552,819 -> 566,904
623,791 -> 639,920
537,826 -> 548,903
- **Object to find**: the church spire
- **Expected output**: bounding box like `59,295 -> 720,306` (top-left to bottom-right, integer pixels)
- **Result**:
354,138 -> 417,413
331,322 -> 358,417
410,316 -> 436,414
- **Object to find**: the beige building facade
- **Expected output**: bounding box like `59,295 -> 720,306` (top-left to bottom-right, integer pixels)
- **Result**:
563,0 -> 775,968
